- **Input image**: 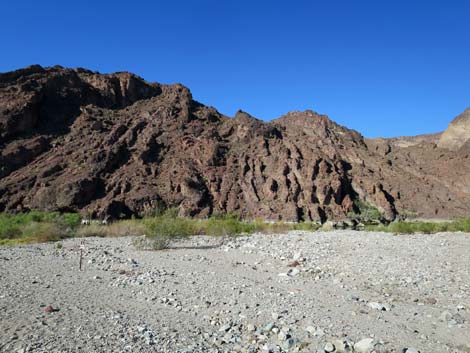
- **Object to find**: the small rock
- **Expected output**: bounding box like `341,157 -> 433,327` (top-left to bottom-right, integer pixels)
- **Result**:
263,323 -> 275,332
43,305 -> 56,314
367,302 -> 390,311
314,328 -> 325,337
354,338 -> 374,353
282,337 -> 295,350
288,260 -> 300,267
246,323 -> 256,332
439,311 -> 452,322
331,339 -> 347,352
219,323 -> 232,332
278,331 -> 289,341
324,342 -> 335,352
287,268 -> 300,277
402,348 -> 420,353
305,326 -> 316,335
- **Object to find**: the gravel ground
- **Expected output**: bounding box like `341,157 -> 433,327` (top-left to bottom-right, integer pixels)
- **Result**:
0,230 -> 469,353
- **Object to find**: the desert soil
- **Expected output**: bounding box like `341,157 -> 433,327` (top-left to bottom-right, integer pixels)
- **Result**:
0,230 -> 469,353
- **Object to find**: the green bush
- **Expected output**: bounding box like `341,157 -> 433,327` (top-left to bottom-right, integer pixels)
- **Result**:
368,217 -> 470,234
0,211 -> 80,243
21,222 -> 67,242
348,199 -> 382,221
206,214 -> 255,236
143,210 -> 202,239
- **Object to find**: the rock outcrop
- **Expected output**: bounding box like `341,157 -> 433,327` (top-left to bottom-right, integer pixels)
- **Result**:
438,108 -> 470,151
1,65 -> 470,221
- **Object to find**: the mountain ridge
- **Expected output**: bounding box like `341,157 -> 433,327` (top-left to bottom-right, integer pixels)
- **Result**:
1,65 -> 469,221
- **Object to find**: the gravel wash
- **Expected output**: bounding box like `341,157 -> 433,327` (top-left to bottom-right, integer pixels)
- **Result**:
0,230 -> 469,353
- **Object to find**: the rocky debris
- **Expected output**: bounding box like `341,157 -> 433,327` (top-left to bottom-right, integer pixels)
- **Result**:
1,66 -> 470,220
1,231 -> 469,352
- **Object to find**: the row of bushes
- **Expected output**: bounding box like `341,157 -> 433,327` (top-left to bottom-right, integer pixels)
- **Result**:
2,210 -> 470,246
0,211 -> 81,245
0,210 -> 321,246
367,218 -> 470,234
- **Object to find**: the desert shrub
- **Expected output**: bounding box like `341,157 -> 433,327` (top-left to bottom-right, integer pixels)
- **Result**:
76,220 -> 145,238
76,224 -> 108,237
58,213 -> 81,228
291,222 -> 322,232
348,199 -> 382,221
142,200 -> 168,218
144,215 -> 201,238
105,220 -> 146,237
368,217 -> 470,234
20,222 -> 68,242
205,214 -> 255,236
449,217 -> 470,232
0,211 -> 80,243
0,220 -> 22,239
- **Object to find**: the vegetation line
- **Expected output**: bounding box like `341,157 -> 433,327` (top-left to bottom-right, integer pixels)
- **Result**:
0,210 -> 319,247
1,210 -> 469,247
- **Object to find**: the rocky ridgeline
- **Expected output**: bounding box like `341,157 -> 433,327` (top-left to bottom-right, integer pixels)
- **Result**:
1,65 -> 470,221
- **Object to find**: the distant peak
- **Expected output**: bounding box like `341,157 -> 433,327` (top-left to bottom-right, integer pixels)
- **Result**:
233,110 -> 259,121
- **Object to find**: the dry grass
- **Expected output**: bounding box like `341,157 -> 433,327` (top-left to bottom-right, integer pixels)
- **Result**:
76,220 -> 145,238
0,210 -> 322,247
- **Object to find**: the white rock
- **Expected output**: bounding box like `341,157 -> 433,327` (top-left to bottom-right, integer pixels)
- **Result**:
324,342 -> 335,352
287,268 -> 300,277
354,338 -> 374,353
246,323 -> 256,332
403,348 -> 420,353
314,327 -> 325,337
367,302 -> 388,311
439,310 -> 452,322
305,325 -> 316,334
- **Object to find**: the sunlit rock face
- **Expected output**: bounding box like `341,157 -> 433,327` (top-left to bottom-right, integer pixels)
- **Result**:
1,65 -> 470,220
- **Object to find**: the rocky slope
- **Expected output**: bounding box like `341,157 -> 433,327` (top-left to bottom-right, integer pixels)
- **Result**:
1,65 -> 469,221
438,108 -> 470,151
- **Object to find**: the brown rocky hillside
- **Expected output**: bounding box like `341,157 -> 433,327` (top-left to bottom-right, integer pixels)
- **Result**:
1,65 -> 469,221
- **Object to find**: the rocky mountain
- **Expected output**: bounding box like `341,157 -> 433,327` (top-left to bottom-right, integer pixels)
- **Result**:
385,132 -> 442,148
438,108 -> 470,151
1,65 -> 469,221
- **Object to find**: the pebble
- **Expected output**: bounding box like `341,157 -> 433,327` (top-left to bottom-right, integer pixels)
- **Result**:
287,268 -> 300,277
324,342 -> 335,352
1,231 -> 466,353
403,348 -> 420,353
367,302 -> 390,311
354,338 -> 375,353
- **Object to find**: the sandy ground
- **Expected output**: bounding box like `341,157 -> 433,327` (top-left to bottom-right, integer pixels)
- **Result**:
0,230 -> 469,353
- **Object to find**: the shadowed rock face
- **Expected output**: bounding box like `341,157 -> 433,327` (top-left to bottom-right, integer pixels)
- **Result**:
1,65 -> 470,220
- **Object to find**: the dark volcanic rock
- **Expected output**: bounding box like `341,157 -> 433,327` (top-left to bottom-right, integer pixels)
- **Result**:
1,65 -> 470,220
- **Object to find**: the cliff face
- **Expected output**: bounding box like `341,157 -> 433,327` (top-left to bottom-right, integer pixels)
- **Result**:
438,108 -> 470,151
1,65 -> 470,220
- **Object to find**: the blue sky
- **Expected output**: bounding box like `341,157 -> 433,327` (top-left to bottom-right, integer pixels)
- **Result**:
1,0 -> 469,137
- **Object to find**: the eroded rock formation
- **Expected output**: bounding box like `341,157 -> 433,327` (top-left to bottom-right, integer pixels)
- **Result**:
1,65 -> 469,221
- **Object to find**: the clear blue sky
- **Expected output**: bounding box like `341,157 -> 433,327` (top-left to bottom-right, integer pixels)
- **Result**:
1,0 -> 469,137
